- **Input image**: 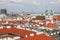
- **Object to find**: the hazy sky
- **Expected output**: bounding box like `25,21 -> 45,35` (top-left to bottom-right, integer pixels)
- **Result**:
0,0 -> 60,12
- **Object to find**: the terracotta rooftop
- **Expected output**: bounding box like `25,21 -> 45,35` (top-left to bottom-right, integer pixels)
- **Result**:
19,34 -> 55,40
47,23 -> 58,28
56,16 -> 60,21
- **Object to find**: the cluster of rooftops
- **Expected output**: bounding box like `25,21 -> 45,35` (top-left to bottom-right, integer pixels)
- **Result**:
0,13 -> 60,40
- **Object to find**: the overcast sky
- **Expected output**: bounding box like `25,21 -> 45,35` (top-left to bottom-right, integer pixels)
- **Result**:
0,0 -> 60,12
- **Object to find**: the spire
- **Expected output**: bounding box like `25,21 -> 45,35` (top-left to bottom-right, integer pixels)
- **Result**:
45,10 -> 48,16
50,10 -> 53,15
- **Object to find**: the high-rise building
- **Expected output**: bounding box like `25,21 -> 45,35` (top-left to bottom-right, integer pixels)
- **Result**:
0,9 -> 7,14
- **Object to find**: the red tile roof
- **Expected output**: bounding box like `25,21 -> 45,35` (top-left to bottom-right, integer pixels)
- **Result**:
47,23 -> 58,28
20,20 -> 28,24
32,22 -> 39,25
56,16 -> 60,21
0,27 -> 36,37
19,34 -> 55,40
